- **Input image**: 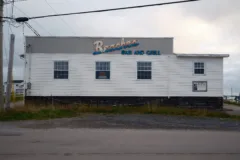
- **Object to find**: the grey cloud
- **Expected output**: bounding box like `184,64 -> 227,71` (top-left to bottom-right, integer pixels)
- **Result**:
179,0 -> 240,94
3,66 -> 24,83
179,0 -> 240,22
180,0 -> 240,47
223,53 -> 240,95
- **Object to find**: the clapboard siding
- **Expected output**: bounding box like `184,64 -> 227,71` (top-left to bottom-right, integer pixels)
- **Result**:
25,53 -> 223,97
169,56 -> 223,97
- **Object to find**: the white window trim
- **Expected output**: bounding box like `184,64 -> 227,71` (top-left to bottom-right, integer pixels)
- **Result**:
136,61 -> 152,80
95,61 -> 111,80
193,61 -> 206,76
53,60 -> 69,80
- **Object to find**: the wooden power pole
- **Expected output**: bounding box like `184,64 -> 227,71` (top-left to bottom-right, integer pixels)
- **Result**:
5,34 -> 15,109
0,1 -> 4,109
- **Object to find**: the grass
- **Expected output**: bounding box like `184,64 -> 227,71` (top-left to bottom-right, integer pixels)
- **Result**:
3,95 -> 24,103
224,100 -> 240,107
1,104 -> 240,121
0,108 -> 79,121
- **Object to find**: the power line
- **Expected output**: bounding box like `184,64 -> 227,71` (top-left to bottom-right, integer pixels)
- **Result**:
13,4 -> 53,35
11,0 -> 14,18
9,22 -> 13,33
4,1 -> 10,67
3,24 -> 9,67
25,22 -> 40,36
29,0 -> 200,20
4,0 -> 27,5
22,21 -> 26,49
44,0 -> 77,35
2,0 -> 200,22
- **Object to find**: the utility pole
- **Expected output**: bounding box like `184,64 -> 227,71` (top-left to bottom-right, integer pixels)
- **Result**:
5,34 -> 15,109
0,0 -> 4,109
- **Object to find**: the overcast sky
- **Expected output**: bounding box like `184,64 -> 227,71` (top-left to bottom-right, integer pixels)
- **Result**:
3,0 -> 240,95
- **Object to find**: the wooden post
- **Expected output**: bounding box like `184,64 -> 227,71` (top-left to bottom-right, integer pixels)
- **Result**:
5,34 -> 15,110
51,95 -> 54,109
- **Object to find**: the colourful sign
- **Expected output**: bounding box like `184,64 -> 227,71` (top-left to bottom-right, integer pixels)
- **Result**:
122,50 -> 161,55
93,38 -> 139,55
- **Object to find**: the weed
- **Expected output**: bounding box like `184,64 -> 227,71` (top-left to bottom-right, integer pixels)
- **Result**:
0,104 -> 240,121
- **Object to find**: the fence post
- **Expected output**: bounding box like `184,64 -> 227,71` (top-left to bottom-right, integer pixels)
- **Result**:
51,95 -> 54,109
150,101 -> 153,113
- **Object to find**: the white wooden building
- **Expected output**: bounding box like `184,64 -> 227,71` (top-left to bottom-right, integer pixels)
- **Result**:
23,36 -> 229,108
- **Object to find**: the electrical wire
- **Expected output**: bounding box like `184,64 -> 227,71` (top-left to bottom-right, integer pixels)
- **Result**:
9,23 -> 13,33
22,22 -> 26,50
25,22 -> 40,36
4,0 -> 27,5
11,0 -> 14,18
44,0 -> 77,35
4,3 -> 10,66
3,39 -> 9,66
10,22 -> 22,27
29,0 -> 200,20
3,24 -> 9,67
1,0 -> 200,22
13,4 -> 53,35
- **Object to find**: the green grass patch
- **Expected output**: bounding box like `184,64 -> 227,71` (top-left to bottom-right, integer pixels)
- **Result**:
0,108 -> 80,121
0,105 -> 240,121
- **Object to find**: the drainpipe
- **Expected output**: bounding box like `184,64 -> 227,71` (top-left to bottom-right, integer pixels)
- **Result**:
167,55 -> 170,99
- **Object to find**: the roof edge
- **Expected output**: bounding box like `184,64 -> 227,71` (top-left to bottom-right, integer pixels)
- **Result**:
25,36 -> 174,39
174,53 -> 230,58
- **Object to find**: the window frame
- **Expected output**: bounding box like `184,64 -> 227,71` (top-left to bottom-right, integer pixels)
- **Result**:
95,61 -> 111,80
193,62 -> 206,76
53,60 -> 69,80
137,61 -> 152,80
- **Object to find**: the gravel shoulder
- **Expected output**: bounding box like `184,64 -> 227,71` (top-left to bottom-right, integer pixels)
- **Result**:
1,114 -> 240,131
224,104 -> 240,115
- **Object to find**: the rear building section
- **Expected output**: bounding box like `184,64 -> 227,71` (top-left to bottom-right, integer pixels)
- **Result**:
23,36 -> 229,109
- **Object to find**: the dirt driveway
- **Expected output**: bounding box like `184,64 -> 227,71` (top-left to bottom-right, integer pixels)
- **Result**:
224,104 -> 240,116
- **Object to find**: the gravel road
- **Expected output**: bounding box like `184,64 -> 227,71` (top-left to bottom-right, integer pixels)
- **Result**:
2,114 -> 240,131
1,128 -> 240,160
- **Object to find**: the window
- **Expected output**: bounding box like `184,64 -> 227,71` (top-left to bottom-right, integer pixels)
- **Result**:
137,62 -> 152,79
54,61 -> 68,79
96,62 -> 110,79
192,81 -> 207,92
194,62 -> 205,74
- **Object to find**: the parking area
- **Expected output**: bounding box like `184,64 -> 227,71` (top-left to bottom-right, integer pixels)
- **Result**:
224,104 -> 240,115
